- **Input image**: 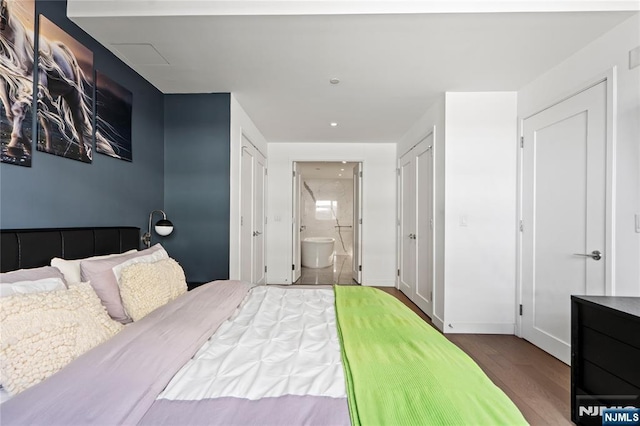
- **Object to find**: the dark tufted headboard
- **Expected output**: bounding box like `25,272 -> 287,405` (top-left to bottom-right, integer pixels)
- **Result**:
0,227 -> 140,272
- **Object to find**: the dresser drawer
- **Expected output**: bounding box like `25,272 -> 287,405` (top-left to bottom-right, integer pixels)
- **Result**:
581,327 -> 640,387
571,296 -> 640,426
581,360 -> 640,397
579,302 -> 640,350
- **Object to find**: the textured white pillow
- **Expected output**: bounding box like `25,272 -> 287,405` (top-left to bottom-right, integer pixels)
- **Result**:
51,250 -> 137,283
111,245 -> 168,284
0,282 -> 123,395
79,244 -> 168,323
119,258 -> 187,321
0,278 -> 67,298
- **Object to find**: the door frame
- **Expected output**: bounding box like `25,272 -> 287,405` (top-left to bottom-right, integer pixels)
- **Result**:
352,163 -> 363,284
515,68 -> 617,337
289,159 -> 365,285
292,162 -> 302,283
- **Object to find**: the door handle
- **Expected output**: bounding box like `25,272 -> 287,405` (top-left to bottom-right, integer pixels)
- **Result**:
300,226 -> 306,232
573,250 -> 601,261
253,231 -> 262,237
408,233 -> 416,240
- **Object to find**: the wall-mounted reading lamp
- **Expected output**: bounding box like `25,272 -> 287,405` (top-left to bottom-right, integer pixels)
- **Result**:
142,210 -> 174,248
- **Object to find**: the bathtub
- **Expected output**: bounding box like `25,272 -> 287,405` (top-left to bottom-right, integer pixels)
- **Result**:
301,237 -> 335,268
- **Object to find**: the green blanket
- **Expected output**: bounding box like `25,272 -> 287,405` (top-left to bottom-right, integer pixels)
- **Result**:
334,286 -> 528,426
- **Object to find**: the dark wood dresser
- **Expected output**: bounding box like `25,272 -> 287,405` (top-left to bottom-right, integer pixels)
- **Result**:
571,295 -> 640,425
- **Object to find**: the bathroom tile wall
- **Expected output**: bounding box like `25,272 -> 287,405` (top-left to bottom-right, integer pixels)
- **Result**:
301,178 -> 354,255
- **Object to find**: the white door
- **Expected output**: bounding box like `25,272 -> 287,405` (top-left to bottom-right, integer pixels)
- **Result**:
240,139 -> 267,285
414,141 -> 434,316
253,154 -> 267,285
521,80 -> 608,364
352,163 -> 363,284
398,151 -> 416,298
292,163 -> 302,283
398,137 -> 434,317
240,143 -> 254,283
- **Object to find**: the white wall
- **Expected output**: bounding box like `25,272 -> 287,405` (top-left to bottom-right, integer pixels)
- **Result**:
443,92 -> 518,334
397,96 -> 446,329
518,13 -> 640,296
267,143 -> 397,286
229,94 -> 269,280
398,93 -> 517,333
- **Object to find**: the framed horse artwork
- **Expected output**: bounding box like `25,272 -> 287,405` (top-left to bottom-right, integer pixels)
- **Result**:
36,15 -> 95,163
96,70 -> 133,162
0,0 -> 36,167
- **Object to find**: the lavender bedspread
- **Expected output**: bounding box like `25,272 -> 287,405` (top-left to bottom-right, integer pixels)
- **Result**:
2,281 -> 251,425
2,281 -> 350,426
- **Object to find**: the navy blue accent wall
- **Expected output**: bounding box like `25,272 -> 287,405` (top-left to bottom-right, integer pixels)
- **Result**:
163,94 -> 230,283
0,0 -> 164,235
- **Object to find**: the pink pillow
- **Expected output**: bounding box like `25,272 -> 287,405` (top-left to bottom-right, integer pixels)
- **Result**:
80,244 -> 168,323
1,266 -> 67,286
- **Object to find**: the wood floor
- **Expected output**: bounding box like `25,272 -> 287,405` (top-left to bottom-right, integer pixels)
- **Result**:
376,287 -> 572,426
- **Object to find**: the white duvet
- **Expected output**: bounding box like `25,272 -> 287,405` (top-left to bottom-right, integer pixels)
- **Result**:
157,286 -> 347,401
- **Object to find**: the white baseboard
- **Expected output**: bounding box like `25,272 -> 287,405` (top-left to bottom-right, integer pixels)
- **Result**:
362,279 -> 396,287
442,322 -> 515,335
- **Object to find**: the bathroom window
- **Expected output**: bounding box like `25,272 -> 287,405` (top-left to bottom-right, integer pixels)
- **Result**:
316,200 -> 337,220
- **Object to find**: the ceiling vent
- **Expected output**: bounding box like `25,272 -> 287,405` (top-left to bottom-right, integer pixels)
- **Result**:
111,43 -> 169,65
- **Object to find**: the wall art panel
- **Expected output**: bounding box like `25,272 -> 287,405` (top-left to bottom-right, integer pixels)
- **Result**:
0,0 -> 36,167
95,70 -> 132,161
37,15 -> 93,163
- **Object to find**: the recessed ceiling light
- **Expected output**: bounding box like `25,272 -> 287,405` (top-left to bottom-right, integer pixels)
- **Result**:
330,122 -> 338,127
340,168 -> 344,171
338,174 -> 342,177
329,78 -> 340,85
342,161 -> 347,164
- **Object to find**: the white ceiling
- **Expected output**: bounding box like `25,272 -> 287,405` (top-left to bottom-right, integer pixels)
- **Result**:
67,2 -> 638,143
297,162 -> 358,180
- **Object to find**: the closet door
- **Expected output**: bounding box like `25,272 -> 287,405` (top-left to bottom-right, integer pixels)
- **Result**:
240,143 -> 255,283
398,151 -> 416,299
413,139 -> 434,316
240,138 -> 267,284
252,153 -> 267,285
397,134 -> 434,317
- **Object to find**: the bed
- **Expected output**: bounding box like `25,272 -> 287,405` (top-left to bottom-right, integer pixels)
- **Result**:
0,227 -> 527,425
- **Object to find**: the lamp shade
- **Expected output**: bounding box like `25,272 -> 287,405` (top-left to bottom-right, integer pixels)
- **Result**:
154,219 -> 174,236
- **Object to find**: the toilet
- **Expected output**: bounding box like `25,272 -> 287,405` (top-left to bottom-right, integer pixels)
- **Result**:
301,237 -> 335,268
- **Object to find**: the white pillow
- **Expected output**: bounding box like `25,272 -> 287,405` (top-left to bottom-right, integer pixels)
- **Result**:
0,278 -> 67,298
51,250 -> 137,283
119,258 -> 187,321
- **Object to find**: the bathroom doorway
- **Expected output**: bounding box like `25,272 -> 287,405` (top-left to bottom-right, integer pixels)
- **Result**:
292,161 -> 362,285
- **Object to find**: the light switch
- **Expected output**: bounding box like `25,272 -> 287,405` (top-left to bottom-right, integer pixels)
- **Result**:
635,214 -> 640,233
459,215 -> 468,227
